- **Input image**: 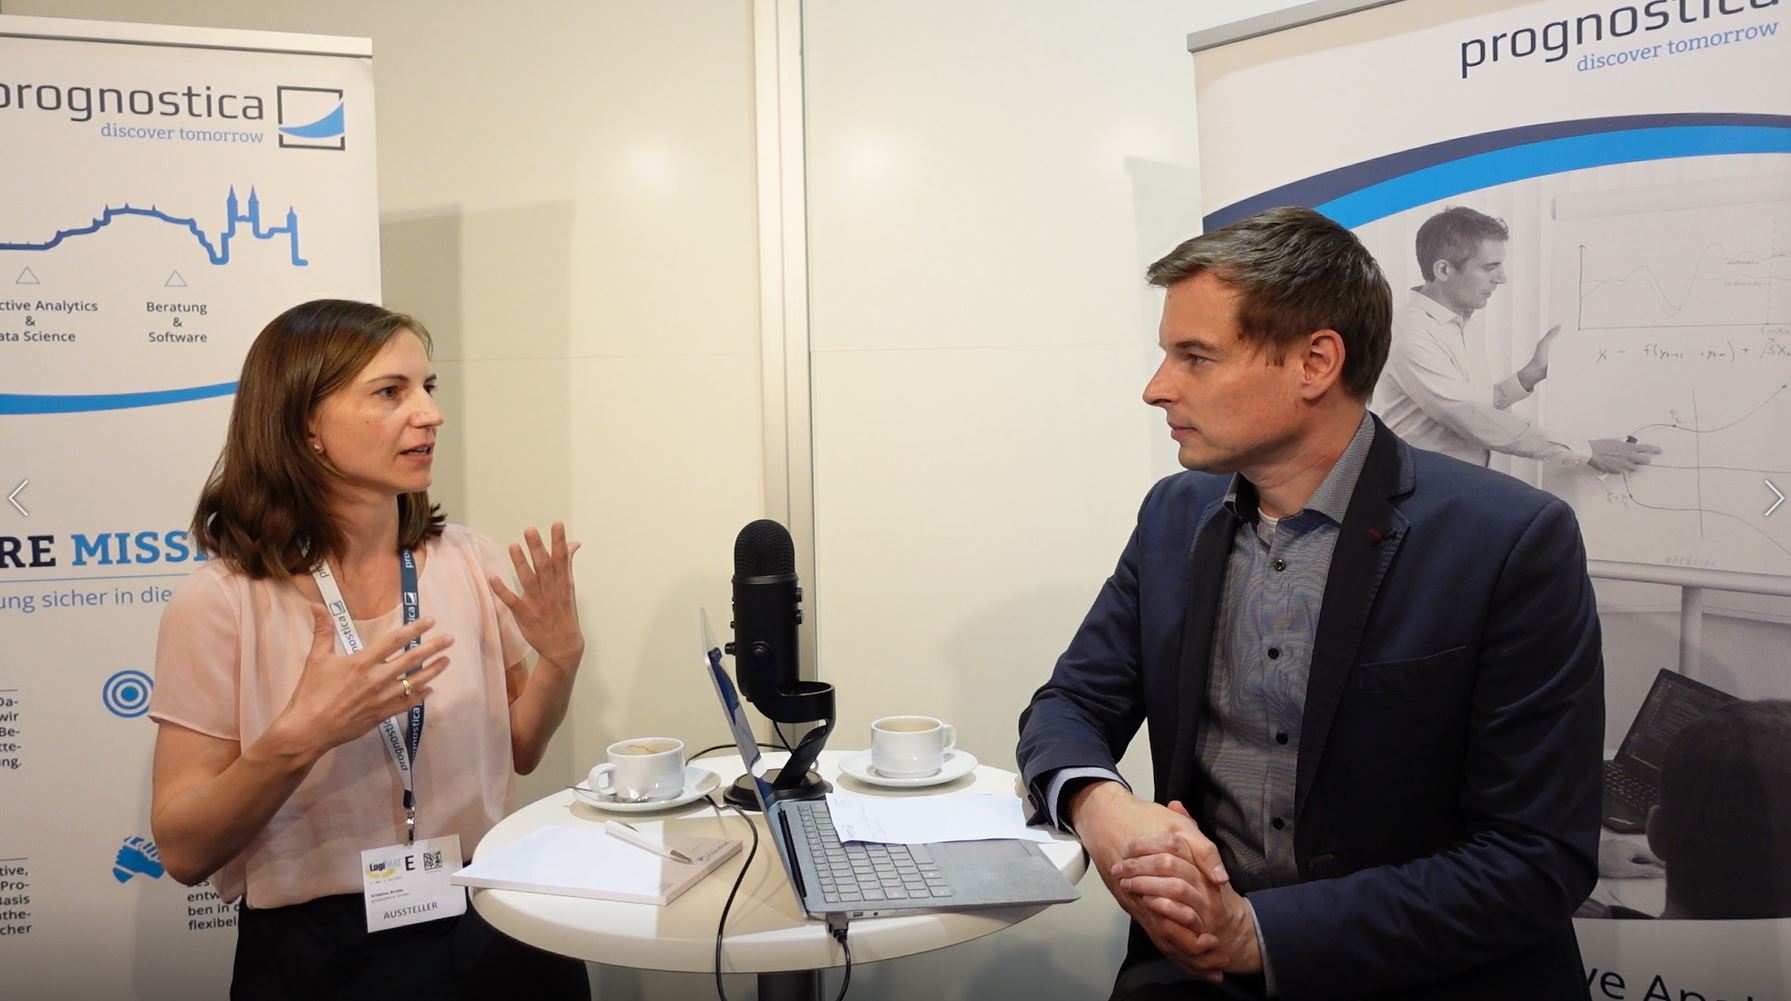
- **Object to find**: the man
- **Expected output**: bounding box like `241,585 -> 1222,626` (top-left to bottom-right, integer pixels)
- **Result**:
1371,206 -> 1659,473
1647,699 -> 1791,920
1017,207 -> 1603,1000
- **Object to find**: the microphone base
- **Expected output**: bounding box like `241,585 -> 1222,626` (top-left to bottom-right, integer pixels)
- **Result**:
724,769 -> 831,812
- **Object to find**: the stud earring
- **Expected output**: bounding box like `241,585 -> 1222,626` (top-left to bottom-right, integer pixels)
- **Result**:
311,442 -> 323,452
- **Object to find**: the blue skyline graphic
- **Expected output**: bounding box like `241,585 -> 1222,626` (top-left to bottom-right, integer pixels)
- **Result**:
0,186 -> 309,266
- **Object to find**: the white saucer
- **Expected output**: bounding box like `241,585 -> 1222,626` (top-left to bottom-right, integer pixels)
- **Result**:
839,749 -> 978,788
570,767 -> 721,813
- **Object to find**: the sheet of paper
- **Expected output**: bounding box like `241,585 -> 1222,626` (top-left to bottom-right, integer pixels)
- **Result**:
824,792 -> 1059,845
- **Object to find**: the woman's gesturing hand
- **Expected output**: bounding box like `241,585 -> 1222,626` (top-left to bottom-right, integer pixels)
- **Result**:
280,604 -> 454,757
490,522 -> 584,668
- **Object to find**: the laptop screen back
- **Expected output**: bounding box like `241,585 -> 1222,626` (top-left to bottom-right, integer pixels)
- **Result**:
699,610 -> 806,902
1617,669 -> 1738,776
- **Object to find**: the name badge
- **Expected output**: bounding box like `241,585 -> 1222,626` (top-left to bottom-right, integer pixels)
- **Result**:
361,834 -> 466,933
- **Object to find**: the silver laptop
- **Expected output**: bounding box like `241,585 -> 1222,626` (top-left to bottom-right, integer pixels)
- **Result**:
699,611 -> 1079,921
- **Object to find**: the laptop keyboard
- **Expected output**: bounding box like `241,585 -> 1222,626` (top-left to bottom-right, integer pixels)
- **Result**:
793,801 -> 955,905
1603,760 -> 1657,813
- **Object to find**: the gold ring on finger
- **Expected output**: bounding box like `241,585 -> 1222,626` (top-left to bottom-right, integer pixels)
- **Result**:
400,674 -> 414,700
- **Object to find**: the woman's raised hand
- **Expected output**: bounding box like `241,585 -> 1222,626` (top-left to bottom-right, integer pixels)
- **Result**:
489,522 -> 584,668
281,604 -> 454,756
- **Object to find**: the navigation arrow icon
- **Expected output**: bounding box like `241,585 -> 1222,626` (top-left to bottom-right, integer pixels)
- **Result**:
6,479 -> 26,517
1768,480 -> 1786,518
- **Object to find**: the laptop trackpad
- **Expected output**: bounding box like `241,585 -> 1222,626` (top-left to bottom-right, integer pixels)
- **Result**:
941,840 -> 1033,863
931,839 -> 1078,906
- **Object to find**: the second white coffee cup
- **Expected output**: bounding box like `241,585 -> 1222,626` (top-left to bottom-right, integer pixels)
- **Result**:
589,737 -> 685,801
870,715 -> 956,778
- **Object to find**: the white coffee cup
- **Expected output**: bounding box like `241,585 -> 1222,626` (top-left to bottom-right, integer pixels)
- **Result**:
588,737 -> 686,802
870,715 -> 956,778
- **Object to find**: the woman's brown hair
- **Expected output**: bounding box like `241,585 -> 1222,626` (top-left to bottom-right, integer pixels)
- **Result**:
193,299 -> 446,578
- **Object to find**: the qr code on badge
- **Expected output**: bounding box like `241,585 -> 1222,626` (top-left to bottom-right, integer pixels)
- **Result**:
422,849 -> 444,872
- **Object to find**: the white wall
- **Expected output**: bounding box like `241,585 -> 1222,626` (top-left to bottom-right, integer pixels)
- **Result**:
799,3 -> 1261,998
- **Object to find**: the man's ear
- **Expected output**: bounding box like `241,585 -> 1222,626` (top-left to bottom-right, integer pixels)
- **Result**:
1299,329 -> 1346,399
1431,257 -> 1453,282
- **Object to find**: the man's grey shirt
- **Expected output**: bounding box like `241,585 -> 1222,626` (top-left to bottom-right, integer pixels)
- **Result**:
1197,410 -> 1374,891
1044,411 -> 1374,850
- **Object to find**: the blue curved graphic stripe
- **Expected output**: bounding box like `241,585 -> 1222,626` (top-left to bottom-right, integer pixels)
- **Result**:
279,103 -> 344,139
0,381 -> 236,415
1318,126 -> 1791,228
1204,114 -> 1791,231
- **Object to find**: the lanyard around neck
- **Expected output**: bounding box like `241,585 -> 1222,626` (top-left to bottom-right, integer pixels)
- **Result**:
312,550 -> 424,843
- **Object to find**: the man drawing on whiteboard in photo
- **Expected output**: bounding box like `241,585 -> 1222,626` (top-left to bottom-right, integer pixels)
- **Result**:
1371,205 -> 1661,473
1017,207 -> 1603,1000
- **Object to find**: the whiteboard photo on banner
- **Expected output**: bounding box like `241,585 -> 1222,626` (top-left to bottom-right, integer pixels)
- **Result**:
0,15 -> 379,1000
1190,0 -> 1788,998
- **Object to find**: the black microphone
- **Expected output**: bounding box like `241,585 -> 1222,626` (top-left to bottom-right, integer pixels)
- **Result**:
725,518 -> 834,806
729,519 -> 803,706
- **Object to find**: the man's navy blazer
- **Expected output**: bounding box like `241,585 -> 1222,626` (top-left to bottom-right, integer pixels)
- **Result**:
1018,418 -> 1603,1001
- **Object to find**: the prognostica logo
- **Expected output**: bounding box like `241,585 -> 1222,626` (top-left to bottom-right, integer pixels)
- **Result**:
0,75 -> 348,149
276,85 -> 346,150
1458,0 -> 1781,79
0,79 -> 264,123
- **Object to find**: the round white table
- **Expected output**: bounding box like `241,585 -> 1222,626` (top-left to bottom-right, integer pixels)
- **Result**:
470,749 -> 1087,1001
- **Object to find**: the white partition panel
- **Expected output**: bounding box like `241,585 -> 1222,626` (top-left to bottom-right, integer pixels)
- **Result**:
800,3 -> 1263,997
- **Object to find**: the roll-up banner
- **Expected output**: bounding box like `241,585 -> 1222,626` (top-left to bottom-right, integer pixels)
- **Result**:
0,16 -> 379,999
1191,1 -> 1788,998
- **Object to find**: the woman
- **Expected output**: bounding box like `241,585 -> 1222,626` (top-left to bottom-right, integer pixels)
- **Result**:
147,299 -> 589,999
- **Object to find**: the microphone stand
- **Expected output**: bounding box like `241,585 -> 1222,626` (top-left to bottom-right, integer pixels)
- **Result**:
725,677 -> 836,810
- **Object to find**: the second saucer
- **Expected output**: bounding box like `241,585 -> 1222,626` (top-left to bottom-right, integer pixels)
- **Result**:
839,748 -> 978,788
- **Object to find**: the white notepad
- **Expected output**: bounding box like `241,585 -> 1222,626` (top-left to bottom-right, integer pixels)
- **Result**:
452,824 -> 740,906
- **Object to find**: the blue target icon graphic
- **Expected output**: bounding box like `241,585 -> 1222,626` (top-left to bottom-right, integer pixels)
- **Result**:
102,670 -> 154,718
